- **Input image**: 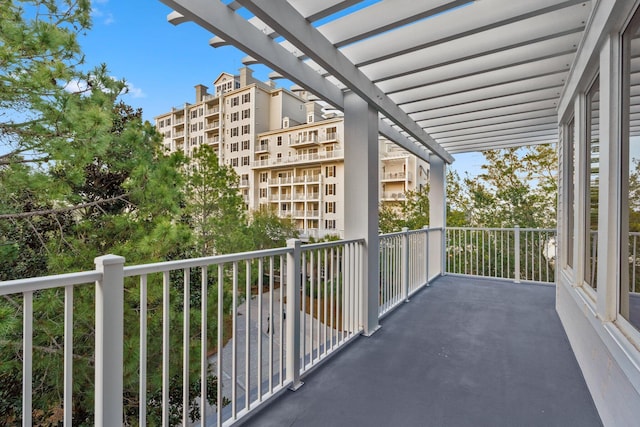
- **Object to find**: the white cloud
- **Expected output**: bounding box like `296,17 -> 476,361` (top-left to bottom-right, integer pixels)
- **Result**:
91,3 -> 115,25
123,82 -> 146,99
63,79 -> 89,93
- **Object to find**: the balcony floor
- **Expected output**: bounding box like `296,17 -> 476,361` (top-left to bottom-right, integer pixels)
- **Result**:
242,275 -> 602,427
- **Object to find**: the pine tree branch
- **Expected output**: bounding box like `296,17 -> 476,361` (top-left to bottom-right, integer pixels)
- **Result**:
0,194 -> 131,220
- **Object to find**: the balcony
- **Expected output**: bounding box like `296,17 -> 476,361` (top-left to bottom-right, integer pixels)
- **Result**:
289,134 -> 319,148
255,143 -> 269,153
292,175 -> 321,184
1,227 -> 602,426
381,171 -> 412,182
253,150 -> 343,168
381,191 -> 406,201
206,121 -> 220,130
319,132 -> 339,143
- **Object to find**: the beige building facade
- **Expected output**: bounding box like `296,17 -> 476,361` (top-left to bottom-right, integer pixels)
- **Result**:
155,68 -> 428,239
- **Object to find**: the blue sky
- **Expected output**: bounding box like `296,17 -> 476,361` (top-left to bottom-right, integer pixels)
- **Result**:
82,0 -> 485,177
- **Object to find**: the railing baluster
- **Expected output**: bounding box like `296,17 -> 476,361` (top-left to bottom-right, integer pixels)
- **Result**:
245,261 -> 251,411
216,265 -> 223,427
162,270 -> 170,427
200,267 -> 207,427
257,258 -> 263,401
139,276 -> 147,427
232,262 -> 238,420
23,291 -> 33,427
64,285 -> 73,427
182,268 -> 190,426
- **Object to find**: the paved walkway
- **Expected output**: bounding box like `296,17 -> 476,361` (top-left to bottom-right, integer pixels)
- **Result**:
241,276 -> 602,427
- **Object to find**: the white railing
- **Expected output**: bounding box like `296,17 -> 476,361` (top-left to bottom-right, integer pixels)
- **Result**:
1,239 -> 364,427
379,227 -> 440,318
446,227 -> 557,283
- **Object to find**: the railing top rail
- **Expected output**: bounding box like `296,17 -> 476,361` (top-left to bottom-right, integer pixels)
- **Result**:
123,247 -> 292,277
380,227 -> 442,238
302,238 -> 365,251
446,226 -> 556,233
0,270 -> 101,296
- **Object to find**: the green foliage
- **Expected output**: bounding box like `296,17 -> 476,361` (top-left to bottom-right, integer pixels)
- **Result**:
248,207 -> 299,249
464,145 -> 558,228
185,144 -> 249,256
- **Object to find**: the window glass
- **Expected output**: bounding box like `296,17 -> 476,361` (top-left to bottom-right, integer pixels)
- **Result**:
622,12 -> 640,330
585,78 -> 599,289
566,118 -> 575,268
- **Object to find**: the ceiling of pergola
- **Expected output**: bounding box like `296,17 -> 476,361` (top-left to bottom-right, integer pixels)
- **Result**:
160,0 -> 593,162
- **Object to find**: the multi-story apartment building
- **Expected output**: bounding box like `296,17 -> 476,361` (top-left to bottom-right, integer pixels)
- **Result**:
155,67 -> 428,239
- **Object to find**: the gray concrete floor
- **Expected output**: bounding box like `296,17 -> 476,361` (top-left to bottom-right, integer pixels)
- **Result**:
240,275 -> 602,427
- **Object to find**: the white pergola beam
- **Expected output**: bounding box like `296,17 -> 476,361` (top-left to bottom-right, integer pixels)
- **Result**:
236,0 -> 454,164
409,86 -> 563,121
344,0 -> 589,66
161,0 -> 344,109
418,99 -> 559,129
362,6 -> 587,82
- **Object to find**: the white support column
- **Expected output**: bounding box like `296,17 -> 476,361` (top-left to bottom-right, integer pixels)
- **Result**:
597,34 -> 621,321
429,154 -> 447,277
286,239 -> 303,390
344,91 -> 380,336
94,254 -> 125,427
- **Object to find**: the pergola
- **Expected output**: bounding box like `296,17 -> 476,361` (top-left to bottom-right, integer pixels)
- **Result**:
151,1 -> 640,424
160,0 -> 588,158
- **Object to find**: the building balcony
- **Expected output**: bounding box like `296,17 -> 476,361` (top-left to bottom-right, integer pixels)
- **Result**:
268,177 -> 293,185
381,191 -> 406,201
289,135 -> 319,148
205,106 -> 220,116
255,143 -> 269,153
252,150 -> 344,169
205,121 -> 220,130
292,175 -> 321,184
206,136 -> 220,145
174,117 -> 185,125
319,132 -> 339,143
381,171 -> 412,182
173,130 -> 185,139
239,179 -> 249,188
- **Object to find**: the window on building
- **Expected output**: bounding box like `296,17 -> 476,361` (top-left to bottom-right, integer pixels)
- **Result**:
191,124 -> 198,132
325,184 -> 336,196
231,127 -> 239,137
159,120 -> 164,128
242,124 -> 251,135
230,158 -> 238,167
277,153 -> 282,161
191,110 -> 198,119
231,142 -> 239,152
199,135 -> 203,144
199,107 -> 203,117
259,188 -> 267,198
277,136 -> 283,146
325,220 -> 336,230
242,109 -> 251,119
241,174 -> 249,182
325,166 -> 336,177
325,201 -> 336,213
199,122 -> 203,130
231,97 -> 239,107
242,140 -> 250,150
242,156 -> 250,166
242,93 -> 251,103
166,118 -> 171,126
231,112 -> 239,122
260,172 -> 268,183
